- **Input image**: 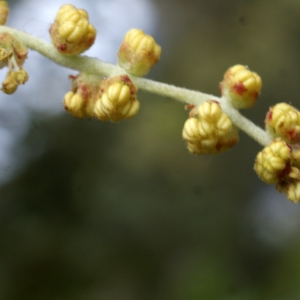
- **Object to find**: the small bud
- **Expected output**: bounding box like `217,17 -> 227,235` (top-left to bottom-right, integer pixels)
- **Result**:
50,4 -> 96,55
64,91 -> 86,118
182,101 -> 239,154
63,73 -> 102,118
254,139 -> 291,184
2,70 -> 18,94
220,64 -> 262,109
94,75 -> 140,122
118,28 -> 161,76
285,181 -> 300,203
265,102 -> 300,144
14,68 -> 28,84
1,68 -> 28,94
0,1 -> 8,25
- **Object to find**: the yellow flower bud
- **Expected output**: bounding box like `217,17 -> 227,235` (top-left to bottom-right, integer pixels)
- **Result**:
1,70 -> 18,94
182,101 -> 239,155
220,64 -> 262,109
1,68 -> 29,94
182,118 -> 201,144
254,139 -> 291,184
118,28 -> 161,76
284,181 -> 300,204
63,91 -> 86,119
14,68 -> 29,84
197,101 -> 232,137
63,73 -> 102,119
0,1 -> 8,25
50,4 -> 96,55
265,102 -> 300,144
94,76 -> 140,122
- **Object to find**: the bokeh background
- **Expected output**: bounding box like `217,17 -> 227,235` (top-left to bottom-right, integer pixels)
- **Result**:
1,0 -> 300,299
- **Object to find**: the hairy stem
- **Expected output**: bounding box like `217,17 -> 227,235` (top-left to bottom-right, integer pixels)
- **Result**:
0,25 -> 272,147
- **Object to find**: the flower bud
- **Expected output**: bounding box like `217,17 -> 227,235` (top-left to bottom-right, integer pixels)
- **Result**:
220,64 -> 262,109
118,28 -> 161,76
265,102 -> 300,144
0,1 -> 8,25
254,139 -> 291,184
50,4 -> 96,55
182,101 -> 239,154
63,73 -> 102,118
1,68 -> 28,94
1,70 -> 18,94
64,91 -> 87,118
94,75 -> 140,122
285,181 -> 300,203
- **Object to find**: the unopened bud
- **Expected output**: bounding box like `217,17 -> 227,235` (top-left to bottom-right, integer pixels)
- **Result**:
182,101 -> 239,154
118,28 -> 161,76
63,73 -> 102,118
254,139 -> 291,184
50,4 -> 96,55
220,64 -> 262,109
94,75 -> 140,122
2,70 -> 18,94
265,102 -> 300,144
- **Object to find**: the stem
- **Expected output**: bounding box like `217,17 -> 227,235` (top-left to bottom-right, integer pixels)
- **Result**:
0,25 -> 272,147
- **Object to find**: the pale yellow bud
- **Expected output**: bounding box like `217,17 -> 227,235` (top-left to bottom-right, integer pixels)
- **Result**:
265,102 -> 300,144
1,70 -> 18,94
94,76 -> 140,122
182,101 -> 238,155
285,181 -> 300,204
198,119 -> 215,137
50,4 -> 96,55
216,113 -> 232,134
220,64 -> 262,109
118,28 -> 161,76
182,118 -> 201,143
1,68 -> 28,94
14,68 -> 28,84
63,91 -> 86,118
107,82 -> 131,107
254,139 -> 291,184
198,101 -> 222,123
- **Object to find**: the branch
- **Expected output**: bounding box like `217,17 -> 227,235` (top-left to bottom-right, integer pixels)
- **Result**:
0,25 -> 272,146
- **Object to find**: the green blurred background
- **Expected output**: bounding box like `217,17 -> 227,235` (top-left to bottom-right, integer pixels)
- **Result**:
1,0 -> 300,299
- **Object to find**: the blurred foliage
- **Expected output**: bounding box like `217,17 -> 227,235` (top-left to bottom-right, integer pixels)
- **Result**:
1,0 -> 300,299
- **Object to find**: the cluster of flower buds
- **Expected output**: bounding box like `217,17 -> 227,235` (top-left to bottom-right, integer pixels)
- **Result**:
0,32 -> 28,94
254,139 -> 300,203
64,73 -> 140,122
182,101 -> 239,154
254,102 -> 300,203
62,26 -> 162,121
50,4 -> 96,55
118,28 -> 161,76
0,1 -> 8,25
220,64 -> 262,109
